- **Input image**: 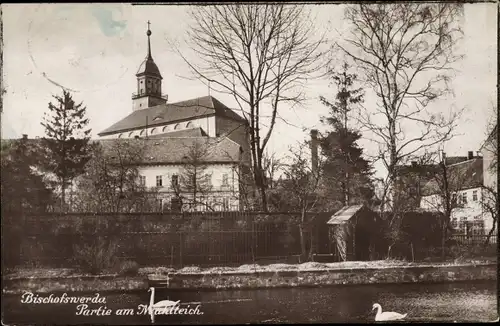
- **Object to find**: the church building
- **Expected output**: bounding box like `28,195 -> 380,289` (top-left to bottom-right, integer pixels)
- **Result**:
98,24 -> 251,211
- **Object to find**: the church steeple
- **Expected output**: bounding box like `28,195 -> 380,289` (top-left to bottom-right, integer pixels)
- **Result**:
147,20 -> 152,59
132,21 -> 167,111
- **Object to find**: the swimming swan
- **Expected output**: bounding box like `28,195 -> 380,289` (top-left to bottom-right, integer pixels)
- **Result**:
148,287 -> 180,324
372,303 -> 407,321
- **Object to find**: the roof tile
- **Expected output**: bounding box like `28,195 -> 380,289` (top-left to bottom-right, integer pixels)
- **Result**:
97,136 -> 241,164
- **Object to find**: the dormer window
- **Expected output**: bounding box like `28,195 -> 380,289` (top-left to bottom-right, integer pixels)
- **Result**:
174,123 -> 181,130
153,117 -> 162,122
162,126 -> 168,132
186,122 -> 194,128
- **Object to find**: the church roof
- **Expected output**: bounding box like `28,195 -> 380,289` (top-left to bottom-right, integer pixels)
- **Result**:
98,96 -> 247,136
97,136 -> 241,164
148,127 -> 208,138
136,57 -> 162,79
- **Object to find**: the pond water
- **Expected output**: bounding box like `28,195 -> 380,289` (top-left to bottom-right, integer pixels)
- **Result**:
2,281 -> 497,324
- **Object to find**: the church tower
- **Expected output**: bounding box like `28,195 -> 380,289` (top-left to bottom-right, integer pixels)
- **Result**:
132,22 -> 167,111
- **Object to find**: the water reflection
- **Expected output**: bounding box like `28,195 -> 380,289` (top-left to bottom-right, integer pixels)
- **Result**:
2,281 -> 497,325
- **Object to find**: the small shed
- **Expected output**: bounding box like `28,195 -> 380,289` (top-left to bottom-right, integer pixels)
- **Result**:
327,204 -> 378,262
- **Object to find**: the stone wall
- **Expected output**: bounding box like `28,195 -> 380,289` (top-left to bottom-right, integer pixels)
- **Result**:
3,275 -> 148,295
3,264 -> 496,294
154,264 -> 497,291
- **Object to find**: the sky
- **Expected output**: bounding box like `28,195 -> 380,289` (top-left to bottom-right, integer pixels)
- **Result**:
1,3 -> 497,178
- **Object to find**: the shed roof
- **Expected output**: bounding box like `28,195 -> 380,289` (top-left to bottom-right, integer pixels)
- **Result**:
327,204 -> 365,225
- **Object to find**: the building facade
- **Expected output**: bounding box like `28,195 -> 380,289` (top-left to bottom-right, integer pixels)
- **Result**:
97,25 -> 251,211
420,153 -> 494,235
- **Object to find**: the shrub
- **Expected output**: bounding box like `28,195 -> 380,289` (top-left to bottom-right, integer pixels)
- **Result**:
115,260 -> 140,276
72,237 -> 119,274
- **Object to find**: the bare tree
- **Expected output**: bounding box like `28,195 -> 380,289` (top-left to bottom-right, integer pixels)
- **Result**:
418,151 -> 473,259
262,150 -> 283,190
175,140 -> 215,212
73,140 -> 158,213
337,3 -> 464,215
177,4 -> 326,211
482,186 -> 498,246
481,106 -> 498,244
275,141 -> 323,261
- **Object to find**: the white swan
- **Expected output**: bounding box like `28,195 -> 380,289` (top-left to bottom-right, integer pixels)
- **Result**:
372,303 -> 407,321
148,287 -> 180,324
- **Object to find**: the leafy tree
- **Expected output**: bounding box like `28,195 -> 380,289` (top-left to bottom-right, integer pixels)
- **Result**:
1,138 -> 54,269
319,62 -> 374,208
320,130 -> 374,208
40,90 -> 92,211
1,138 -> 53,214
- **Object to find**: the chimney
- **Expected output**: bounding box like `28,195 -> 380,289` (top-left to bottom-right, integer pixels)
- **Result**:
468,151 -> 473,160
22,134 -> 28,140
310,129 -> 319,175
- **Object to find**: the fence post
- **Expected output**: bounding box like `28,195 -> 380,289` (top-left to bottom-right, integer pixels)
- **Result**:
179,231 -> 183,268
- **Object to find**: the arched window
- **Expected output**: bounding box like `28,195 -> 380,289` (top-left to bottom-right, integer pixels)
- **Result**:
128,132 -> 134,138
150,128 -> 156,135
118,133 -> 123,138
162,126 -> 168,132
139,130 -> 146,136
174,123 -> 181,130
186,122 -> 194,129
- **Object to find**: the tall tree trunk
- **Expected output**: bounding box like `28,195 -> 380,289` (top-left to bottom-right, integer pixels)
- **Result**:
441,219 -> 447,261
258,183 -> 268,213
484,222 -> 497,247
299,209 -> 307,262
61,177 -> 66,213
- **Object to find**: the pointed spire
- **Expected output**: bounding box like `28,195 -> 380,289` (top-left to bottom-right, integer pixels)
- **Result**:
146,20 -> 152,59
135,20 -> 162,78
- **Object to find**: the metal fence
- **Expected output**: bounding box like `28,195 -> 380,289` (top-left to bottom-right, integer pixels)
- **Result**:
450,233 -> 498,245
7,212 -> 332,268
